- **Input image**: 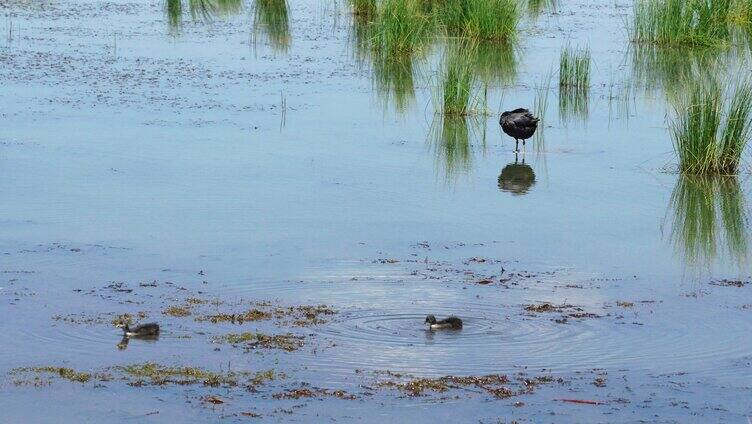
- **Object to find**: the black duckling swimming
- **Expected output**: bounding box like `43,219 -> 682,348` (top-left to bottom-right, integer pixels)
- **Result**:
425,315 -> 463,330
499,108 -> 540,152
116,322 -> 160,337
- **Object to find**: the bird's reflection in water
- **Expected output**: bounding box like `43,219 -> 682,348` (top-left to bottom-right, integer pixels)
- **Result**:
498,154 -> 536,195
117,334 -> 160,350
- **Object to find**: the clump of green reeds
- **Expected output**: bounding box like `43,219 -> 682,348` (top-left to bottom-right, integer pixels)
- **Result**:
670,78 -> 752,175
252,0 -> 291,52
632,0 -> 732,47
558,46 -> 589,124
439,0 -> 519,42
369,0 -> 432,56
350,0 -> 376,17
559,45 -> 590,89
435,47 -> 488,116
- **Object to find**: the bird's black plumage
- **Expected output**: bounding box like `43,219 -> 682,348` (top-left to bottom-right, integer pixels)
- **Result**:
118,322 -> 160,337
500,108 -> 539,151
425,314 -> 463,330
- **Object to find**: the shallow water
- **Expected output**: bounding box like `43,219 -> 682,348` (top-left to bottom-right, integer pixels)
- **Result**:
2,0 -> 752,422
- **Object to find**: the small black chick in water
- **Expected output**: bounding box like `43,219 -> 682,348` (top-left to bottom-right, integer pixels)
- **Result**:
116,322 -> 160,337
425,315 -> 463,330
500,108 -> 540,152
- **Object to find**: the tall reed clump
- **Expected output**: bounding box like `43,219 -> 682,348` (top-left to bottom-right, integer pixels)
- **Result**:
559,45 -> 590,89
439,0 -> 519,42
670,79 -> 752,175
435,47 -> 487,116
370,0 -> 432,57
632,0 -> 732,47
350,0 -> 376,17
558,46 -> 590,123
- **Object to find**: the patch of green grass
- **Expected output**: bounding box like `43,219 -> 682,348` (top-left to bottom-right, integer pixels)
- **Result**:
439,0 -> 519,42
670,78 -> 752,175
252,0 -> 291,52
559,45 -> 590,89
370,0 -> 433,57
631,0 -> 732,47
435,46 -> 488,117
350,0 -> 376,17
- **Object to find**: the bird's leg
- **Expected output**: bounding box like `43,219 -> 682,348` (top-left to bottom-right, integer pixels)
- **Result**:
515,139 -> 519,152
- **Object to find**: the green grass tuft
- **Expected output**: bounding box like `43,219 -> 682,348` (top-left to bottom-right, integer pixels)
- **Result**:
370,0 -> 432,56
670,78 -> 752,175
439,0 -> 519,42
631,0 -> 732,47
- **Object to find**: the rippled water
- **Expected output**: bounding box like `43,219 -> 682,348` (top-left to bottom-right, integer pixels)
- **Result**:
2,0 -> 752,421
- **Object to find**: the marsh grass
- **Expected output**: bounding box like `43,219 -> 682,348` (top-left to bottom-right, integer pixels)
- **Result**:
438,0 -> 519,41
435,46 -> 489,117
670,78 -> 752,175
350,0 -> 377,17
668,175 -> 749,267
370,0 -> 432,56
252,0 -> 291,52
559,45 -> 590,89
632,0 -> 732,47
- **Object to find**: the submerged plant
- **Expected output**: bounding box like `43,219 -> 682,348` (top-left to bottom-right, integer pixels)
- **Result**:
670,78 -> 752,174
631,0 -> 732,47
253,0 -> 291,52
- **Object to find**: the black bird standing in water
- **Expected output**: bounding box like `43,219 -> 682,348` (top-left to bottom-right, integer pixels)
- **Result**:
499,108 -> 539,152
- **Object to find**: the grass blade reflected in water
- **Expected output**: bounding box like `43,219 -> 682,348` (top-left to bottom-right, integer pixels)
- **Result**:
253,0 -> 291,52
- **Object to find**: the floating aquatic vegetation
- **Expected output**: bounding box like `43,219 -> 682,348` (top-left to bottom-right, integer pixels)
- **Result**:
118,362 -> 275,388
252,0 -> 291,52
667,175 -> 750,268
631,0 -> 732,47
213,332 -> 304,351
196,308 -> 273,324
11,367 -> 94,384
669,78 -> 752,175
273,387 -> 357,400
